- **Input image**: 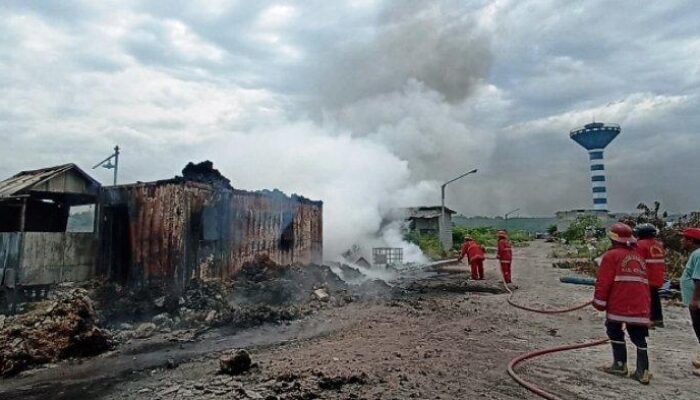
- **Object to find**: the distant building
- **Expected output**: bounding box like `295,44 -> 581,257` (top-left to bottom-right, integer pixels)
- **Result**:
402,206 -> 456,250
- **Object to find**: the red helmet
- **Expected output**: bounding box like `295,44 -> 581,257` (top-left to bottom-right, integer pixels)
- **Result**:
608,223 -> 636,245
683,228 -> 700,242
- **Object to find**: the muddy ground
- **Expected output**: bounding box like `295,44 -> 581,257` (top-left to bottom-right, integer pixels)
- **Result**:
3,241 -> 700,399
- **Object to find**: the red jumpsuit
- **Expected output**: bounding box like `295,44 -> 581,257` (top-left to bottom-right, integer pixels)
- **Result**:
593,244 -> 650,325
635,238 -> 666,324
460,240 -> 485,280
635,238 -> 666,288
497,238 -> 513,283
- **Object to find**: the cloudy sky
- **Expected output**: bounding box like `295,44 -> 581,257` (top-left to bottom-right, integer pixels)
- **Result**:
1,1 -> 699,254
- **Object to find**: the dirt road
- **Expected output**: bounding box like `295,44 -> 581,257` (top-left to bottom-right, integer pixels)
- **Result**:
6,241 -> 700,399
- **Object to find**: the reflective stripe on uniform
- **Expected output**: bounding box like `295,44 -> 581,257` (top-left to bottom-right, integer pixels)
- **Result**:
645,259 -> 664,264
606,313 -> 650,325
614,276 -> 648,284
500,260 -> 511,264
593,298 -> 607,307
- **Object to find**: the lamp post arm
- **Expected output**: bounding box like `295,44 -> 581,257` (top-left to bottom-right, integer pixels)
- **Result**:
443,169 -> 478,187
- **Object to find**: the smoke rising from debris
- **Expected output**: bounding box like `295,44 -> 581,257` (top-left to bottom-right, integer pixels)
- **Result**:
204,1 -> 493,260
3,1 -> 700,253
0,1 -> 499,261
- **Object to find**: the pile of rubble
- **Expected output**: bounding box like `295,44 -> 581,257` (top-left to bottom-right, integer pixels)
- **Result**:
180,160 -> 233,190
105,256 -> 365,341
0,289 -> 113,377
104,280 -> 235,341
0,255 -> 400,378
232,255 -> 350,307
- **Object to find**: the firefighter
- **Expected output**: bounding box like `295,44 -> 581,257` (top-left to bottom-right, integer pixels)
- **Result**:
634,223 -> 666,328
457,236 -> 485,280
496,230 -> 513,284
680,228 -> 700,377
593,222 -> 652,384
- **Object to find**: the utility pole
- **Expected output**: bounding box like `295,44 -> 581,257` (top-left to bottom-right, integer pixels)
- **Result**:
93,145 -> 120,186
440,168 -> 478,251
504,208 -> 520,230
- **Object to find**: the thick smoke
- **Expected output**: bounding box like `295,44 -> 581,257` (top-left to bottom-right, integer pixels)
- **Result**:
309,0 -> 491,109
0,1 -> 496,262
201,120 -> 438,261
205,1 -> 494,260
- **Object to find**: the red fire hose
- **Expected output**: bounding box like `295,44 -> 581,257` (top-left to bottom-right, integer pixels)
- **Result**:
502,280 -> 594,314
502,276 -> 609,399
506,338 -> 610,400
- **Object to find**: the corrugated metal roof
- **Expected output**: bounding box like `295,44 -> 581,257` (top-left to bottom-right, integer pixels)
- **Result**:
0,164 -> 99,199
405,206 -> 456,219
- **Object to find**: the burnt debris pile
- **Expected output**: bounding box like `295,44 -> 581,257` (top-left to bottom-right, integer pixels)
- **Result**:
0,256 -> 400,377
180,160 -> 233,190
232,255 -> 349,306
99,256 -> 364,339
405,275 -> 509,295
0,289 -> 113,377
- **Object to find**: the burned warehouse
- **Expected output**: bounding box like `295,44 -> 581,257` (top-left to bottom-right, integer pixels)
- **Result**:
0,161 -> 323,309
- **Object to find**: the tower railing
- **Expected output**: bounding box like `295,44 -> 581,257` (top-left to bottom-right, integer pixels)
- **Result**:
569,123 -> 620,135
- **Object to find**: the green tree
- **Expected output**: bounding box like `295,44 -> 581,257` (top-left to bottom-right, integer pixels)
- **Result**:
563,215 -> 602,242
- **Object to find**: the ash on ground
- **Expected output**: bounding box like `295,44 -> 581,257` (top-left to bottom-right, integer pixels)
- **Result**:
1,255 -> 398,378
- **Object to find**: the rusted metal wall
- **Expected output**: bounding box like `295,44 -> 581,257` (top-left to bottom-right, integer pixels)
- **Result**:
198,190 -> 323,281
101,181 -> 323,290
99,181 -> 208,288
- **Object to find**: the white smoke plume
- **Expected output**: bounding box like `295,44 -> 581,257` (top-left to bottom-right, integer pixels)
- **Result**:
0,1 -> 496,262
186,1 -> 495,261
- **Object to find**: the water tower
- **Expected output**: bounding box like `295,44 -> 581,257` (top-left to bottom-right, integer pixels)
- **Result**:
569,122 -> 621,211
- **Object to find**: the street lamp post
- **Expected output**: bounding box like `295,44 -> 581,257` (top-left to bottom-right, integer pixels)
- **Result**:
93,145 -> 120,186
440,168 -> 478,250
504,208 -> 520,230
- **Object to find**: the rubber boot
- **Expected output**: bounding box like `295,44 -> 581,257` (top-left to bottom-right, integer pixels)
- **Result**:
602,342 -> 628,376
650,320 -> 664,329
632,348 -> 651,385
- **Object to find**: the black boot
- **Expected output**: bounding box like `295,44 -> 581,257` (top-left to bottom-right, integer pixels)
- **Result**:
632,348 -> 651,384
602,342 -> 628,376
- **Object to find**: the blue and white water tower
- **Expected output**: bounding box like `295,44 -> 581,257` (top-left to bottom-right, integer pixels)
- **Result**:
569,122 -> 621,211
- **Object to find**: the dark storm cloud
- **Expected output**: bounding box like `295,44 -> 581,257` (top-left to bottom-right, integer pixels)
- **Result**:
307,0 -> 492,109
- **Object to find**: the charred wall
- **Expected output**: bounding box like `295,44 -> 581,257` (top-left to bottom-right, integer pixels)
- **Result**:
99,180 -> 322,290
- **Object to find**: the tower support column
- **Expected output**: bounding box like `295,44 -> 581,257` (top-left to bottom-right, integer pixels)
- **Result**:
589,149 -> 608,211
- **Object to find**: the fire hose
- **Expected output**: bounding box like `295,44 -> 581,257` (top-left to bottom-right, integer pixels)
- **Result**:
499,267 -> 609,400
506,338 -> 610,400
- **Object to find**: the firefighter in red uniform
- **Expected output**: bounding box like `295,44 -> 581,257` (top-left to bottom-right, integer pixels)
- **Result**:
458,236 -> 486,280
593,222 -> 652,384
634,223 -> 666,328
496,230 -> 513,284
